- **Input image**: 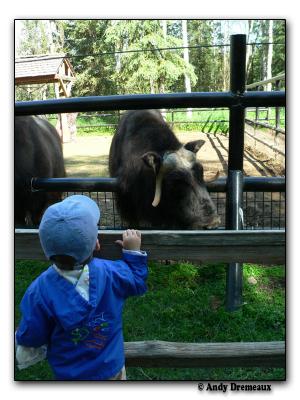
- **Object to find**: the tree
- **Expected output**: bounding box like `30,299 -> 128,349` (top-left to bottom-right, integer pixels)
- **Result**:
16,20 -> 64,57
266,20 -> 273,91
188,20 -> 218,91
272,20 -> 285,78
15,20 -> 65,101
182,20 -> 192,118
104,20 -> 197,95
245,20 -> 285,87
63,20 -> 117,97
16,19 -> 285,99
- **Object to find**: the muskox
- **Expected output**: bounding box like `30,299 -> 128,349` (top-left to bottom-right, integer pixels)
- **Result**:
15,116 -> 65,226
109,110 -> 220,229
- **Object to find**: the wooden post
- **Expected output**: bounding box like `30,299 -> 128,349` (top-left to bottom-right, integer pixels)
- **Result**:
15,229 -> 285,264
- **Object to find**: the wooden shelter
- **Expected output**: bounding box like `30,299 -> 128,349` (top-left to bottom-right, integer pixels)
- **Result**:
15,55 -> 76,142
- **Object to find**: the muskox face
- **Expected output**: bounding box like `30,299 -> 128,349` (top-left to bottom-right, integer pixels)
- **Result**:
142,139 -> 220,229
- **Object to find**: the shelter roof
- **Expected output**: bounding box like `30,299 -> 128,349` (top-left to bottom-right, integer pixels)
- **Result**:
15,55 -> 75,85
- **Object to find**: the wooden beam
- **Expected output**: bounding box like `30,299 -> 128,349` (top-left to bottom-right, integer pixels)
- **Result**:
58,77 -> 68,97
246,73 -> 285,90
54,74 -> 75,82
15,229 -> 285,264
15,75 -> 75,86
124,340 -> 285,368
15,75 -> 57,85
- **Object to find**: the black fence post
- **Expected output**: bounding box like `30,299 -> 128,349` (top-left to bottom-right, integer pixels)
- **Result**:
225,34 -> 247,312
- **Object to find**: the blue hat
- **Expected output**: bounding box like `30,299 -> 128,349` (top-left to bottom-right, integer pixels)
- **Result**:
39,195 -> 100,265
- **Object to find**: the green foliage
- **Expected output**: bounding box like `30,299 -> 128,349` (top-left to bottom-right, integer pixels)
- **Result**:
15,260 -> 285,381
16,20 -> 285,100
63,20 -> 117,97
17,21 -> 49,56
167,109 -> 230,134
69,109 -> 230,136
103,20 -> 197,94
246,20 -> 285,85
246,107 -> 285,129
188,20 -> 224,91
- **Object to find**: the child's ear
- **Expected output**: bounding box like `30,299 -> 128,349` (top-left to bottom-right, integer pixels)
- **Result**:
95,239 -> 100,251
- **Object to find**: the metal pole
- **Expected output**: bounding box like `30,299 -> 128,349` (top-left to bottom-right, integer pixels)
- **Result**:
226,34 -> 247,311
225,171 -> 244,311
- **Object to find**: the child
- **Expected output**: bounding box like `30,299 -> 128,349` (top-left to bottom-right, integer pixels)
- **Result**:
15,195 -> 148,380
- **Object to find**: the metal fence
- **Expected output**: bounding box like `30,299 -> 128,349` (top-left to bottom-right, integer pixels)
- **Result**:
245,73 -> 285,135
33,176 -> 284,231
59,190 -> 285,231
15,34 -> 286,311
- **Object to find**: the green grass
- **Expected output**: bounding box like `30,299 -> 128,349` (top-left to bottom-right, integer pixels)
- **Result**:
71,110 -> 231,136
14,260 -> 285,381
76,115 -> 117,135
166,109 -> 230,134
245,108 -> 285,129
48,107 -> 285,137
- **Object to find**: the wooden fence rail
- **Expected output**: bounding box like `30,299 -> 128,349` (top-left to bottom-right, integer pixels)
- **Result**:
124,340 -> 285,368
15,229 -> 285,264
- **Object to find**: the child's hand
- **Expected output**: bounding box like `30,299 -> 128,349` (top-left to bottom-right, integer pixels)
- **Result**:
115,229 -> 142,251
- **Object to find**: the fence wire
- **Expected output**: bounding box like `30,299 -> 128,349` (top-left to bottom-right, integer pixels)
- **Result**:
62,190 -> 285,231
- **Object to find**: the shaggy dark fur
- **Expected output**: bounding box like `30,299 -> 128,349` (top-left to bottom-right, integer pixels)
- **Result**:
15,116 -> 65,226
109,110 -> 220,229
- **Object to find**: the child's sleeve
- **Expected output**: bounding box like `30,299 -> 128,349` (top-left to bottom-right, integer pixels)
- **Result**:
16,285 -> 53,348
110,250 -> 148,298
15,343 -> 47,370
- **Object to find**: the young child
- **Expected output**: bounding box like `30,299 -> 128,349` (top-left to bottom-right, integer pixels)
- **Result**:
15,195 -> 148,380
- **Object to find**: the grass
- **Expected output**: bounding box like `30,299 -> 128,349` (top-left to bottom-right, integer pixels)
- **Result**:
48,107 -> 285,137
166,109 -> 230,134
14,260 -> 285,381
245,108 -> 285,129
59,110 -> 231,136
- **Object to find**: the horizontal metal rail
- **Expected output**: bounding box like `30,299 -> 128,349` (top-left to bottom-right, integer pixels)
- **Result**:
31,176 -> 286,193
15,91 -> 285,116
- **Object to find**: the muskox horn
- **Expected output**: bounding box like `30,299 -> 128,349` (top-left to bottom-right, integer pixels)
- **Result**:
205,170 -> 220,183
152,152 -> 179,207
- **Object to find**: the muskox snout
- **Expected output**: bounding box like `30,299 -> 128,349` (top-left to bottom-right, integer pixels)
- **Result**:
192,214 -> 221,230
204,215 -> 221,229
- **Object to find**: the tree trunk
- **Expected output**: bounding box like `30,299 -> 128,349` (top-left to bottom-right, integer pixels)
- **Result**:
182,20 -> 192,119
161,20 -> 167,38
150,78 -> 155,94
160,20 -> 167,118
246,20 -> 254,83
266,20 -> 273,91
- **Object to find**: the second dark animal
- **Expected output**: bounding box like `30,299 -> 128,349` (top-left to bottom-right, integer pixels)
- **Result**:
15,116 -> 66,226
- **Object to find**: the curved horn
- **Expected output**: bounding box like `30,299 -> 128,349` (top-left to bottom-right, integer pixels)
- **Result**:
152,167 -> 165,207
152,153 -> 178,207
205,170 -> 220,183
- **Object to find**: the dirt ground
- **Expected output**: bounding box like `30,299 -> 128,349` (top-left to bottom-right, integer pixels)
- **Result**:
63,126 -> 285,179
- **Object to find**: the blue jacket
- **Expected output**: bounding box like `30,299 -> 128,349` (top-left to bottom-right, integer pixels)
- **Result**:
16,253 -> 148,380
